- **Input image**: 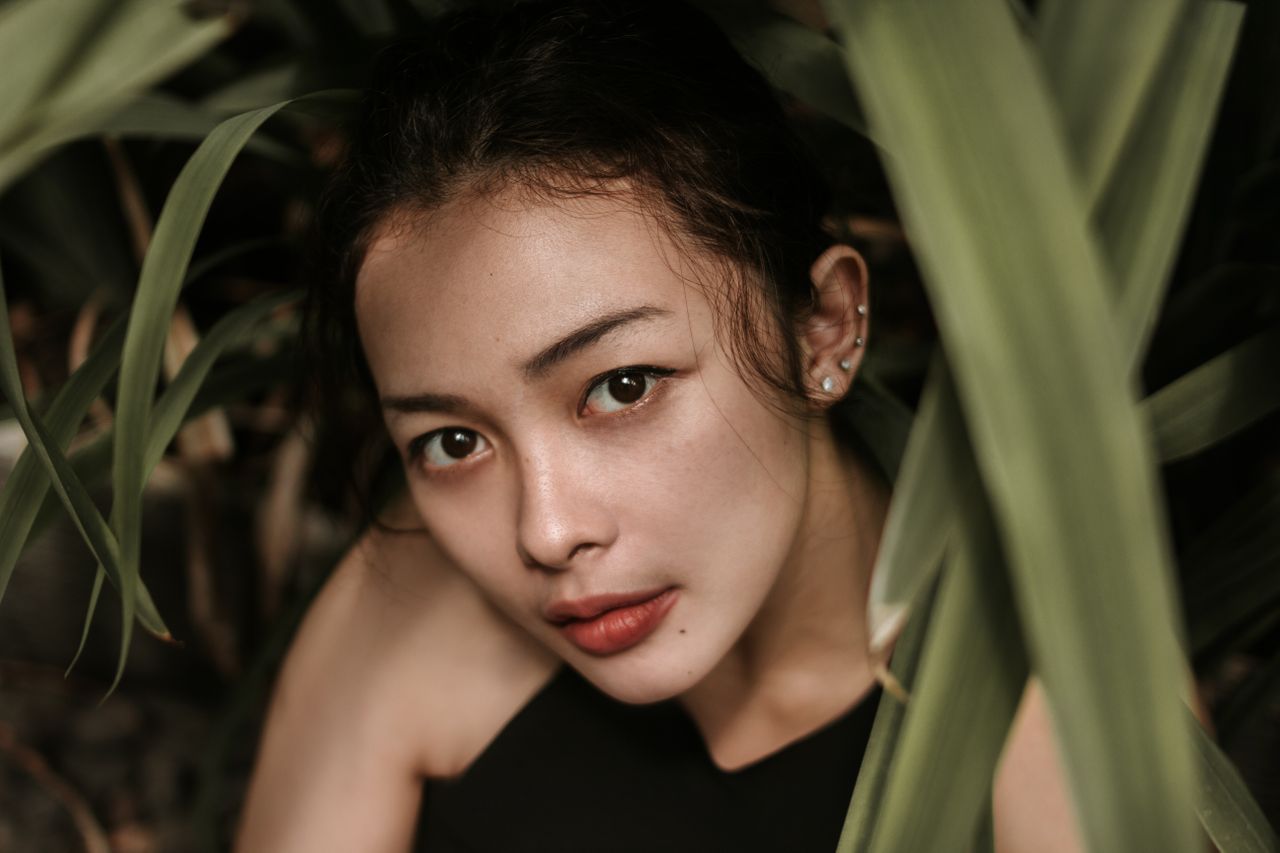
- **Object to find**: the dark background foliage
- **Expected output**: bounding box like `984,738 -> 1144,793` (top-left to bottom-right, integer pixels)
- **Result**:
0,0 -> 1276,849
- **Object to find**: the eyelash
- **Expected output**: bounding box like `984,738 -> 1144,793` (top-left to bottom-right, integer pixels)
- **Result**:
405,365 -> 676,473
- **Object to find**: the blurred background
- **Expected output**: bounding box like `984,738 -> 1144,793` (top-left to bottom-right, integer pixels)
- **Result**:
0,0 -> 1277,850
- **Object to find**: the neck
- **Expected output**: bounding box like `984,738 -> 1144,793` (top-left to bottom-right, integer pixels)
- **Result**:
679,415 -> 889,770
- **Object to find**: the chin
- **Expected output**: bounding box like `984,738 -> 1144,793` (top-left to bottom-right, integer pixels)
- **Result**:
568,638 -> 718,705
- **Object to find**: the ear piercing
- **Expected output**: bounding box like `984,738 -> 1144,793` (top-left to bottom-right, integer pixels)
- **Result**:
821,376 -> 837,393
839,358 -> 852,371
855,336 -> 865,347
856,304 -> 867,316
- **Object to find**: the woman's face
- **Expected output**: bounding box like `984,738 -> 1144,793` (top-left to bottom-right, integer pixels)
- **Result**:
355,187 -> 812,703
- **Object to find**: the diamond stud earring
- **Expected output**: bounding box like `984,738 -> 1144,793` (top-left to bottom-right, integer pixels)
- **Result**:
856,304 -> 867,316
855,336 -> 865,347
839,358 -> 852,371
821,376 -> 836,393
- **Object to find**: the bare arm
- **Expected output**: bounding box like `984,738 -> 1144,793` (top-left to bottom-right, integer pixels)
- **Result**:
235,502 -> 557,852
234,537 -> 428,853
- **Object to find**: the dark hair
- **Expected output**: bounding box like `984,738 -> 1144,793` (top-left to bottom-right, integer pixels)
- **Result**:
305,0 -> 835,507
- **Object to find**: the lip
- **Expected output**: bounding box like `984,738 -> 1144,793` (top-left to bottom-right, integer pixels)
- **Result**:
547,587 -> 678,656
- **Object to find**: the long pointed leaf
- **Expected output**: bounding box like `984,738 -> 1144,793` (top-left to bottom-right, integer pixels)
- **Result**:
0,266 -> 168,696
836,580 -> 936,853
1145,327 -> 1280,463
868,455 -> 1027,853
864,356 -> 962,656
0,0 -> 229,190
110,102 -> 292,686
1193,715 -> 1280,852
1101,1 -> 1245,364
70,292 -> 295,671
0,319 -> 124,604
827,1 -> 1196,849
1036,0 -> 1186,203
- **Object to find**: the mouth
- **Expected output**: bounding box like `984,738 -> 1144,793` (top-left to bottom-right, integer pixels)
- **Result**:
545,586 -> 679,656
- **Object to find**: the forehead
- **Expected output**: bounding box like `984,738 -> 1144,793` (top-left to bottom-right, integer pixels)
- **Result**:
353,188 -> 717,394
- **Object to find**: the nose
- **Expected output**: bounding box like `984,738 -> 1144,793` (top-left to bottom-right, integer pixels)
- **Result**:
514,442 -> 617,572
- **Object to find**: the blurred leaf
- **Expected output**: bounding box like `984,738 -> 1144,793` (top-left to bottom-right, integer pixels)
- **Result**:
1101,1 -> 1245,365
1145,327 -> 1280,463
184,237 -> 285,288
700,3 -> 866,135
145,291 -> 296,474
0,0 -> 230,190
836,376 -> 914,483
837,580 -> 937,853
827,1 -> 1197,850
868,455 -> 1027,853
335,0 -> 397,36
863,356 -> 962,654
202,64 -> 310,114
857,0 -> 1241,655
0,0 -> 109,142
1036,0 -> 1186,204
1183,469 -> 1280,657
0,149 -> 137,305
1193,714 -> 1280,852
52,93 -> 301,163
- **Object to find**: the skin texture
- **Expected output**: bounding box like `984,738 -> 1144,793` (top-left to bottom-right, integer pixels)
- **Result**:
354,187 -> 880,724
236,186 -> 1087,852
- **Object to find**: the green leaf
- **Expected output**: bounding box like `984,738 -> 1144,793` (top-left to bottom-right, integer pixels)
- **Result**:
45,93 -> 301,163
826,1 -> 1197,850
145,291 -> 296,475
0,265 -> 168,696
1183,469 -> 1280,657
0,0 -> 230,191
702,4 -> 866,136
1099,0 -> 1245,365
836,580 -> 937,853
835,377 -> 915,484
1036,0 -> 1187,204
0,0 -> 109,144
0,319 -> 124,605
1145,328 -> 1280,463
111,104 -> 293,635
863,356 -> 963,653
868,441 -> 1027,853
25,350 -> 294,571
69,291 -> 295,673
1193,715 -> 1280,852
858,1 -> 1241,650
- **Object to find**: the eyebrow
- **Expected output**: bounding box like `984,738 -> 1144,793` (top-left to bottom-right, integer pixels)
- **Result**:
520,305 -> 671,379
380,305 -> 672,415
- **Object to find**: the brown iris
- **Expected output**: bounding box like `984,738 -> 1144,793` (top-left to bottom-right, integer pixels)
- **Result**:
441,429 -> 478,459
608,372 -> 647,404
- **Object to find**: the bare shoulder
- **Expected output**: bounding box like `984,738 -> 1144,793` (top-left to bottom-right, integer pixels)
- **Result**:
343,507 -> 560,776
236,496 -> 556,851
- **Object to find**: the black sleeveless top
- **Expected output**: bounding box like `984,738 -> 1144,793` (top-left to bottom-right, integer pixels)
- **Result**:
413,664 -> 880,852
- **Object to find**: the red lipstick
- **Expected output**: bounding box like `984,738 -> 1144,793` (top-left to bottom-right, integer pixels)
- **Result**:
547,587 -> 678,656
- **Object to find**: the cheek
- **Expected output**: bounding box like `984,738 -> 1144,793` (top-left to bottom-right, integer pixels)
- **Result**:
627,386 -> 808,561
407,482 -> 522,597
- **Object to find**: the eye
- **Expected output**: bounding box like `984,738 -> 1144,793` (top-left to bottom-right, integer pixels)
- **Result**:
582,368 -> 672,415
410,428 -> 490,470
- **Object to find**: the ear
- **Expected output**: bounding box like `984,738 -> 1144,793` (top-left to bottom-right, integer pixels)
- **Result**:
798,244 -> 870,405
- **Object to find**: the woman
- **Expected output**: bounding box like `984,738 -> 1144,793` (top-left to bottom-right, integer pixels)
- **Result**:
236,1 -> 1080,849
